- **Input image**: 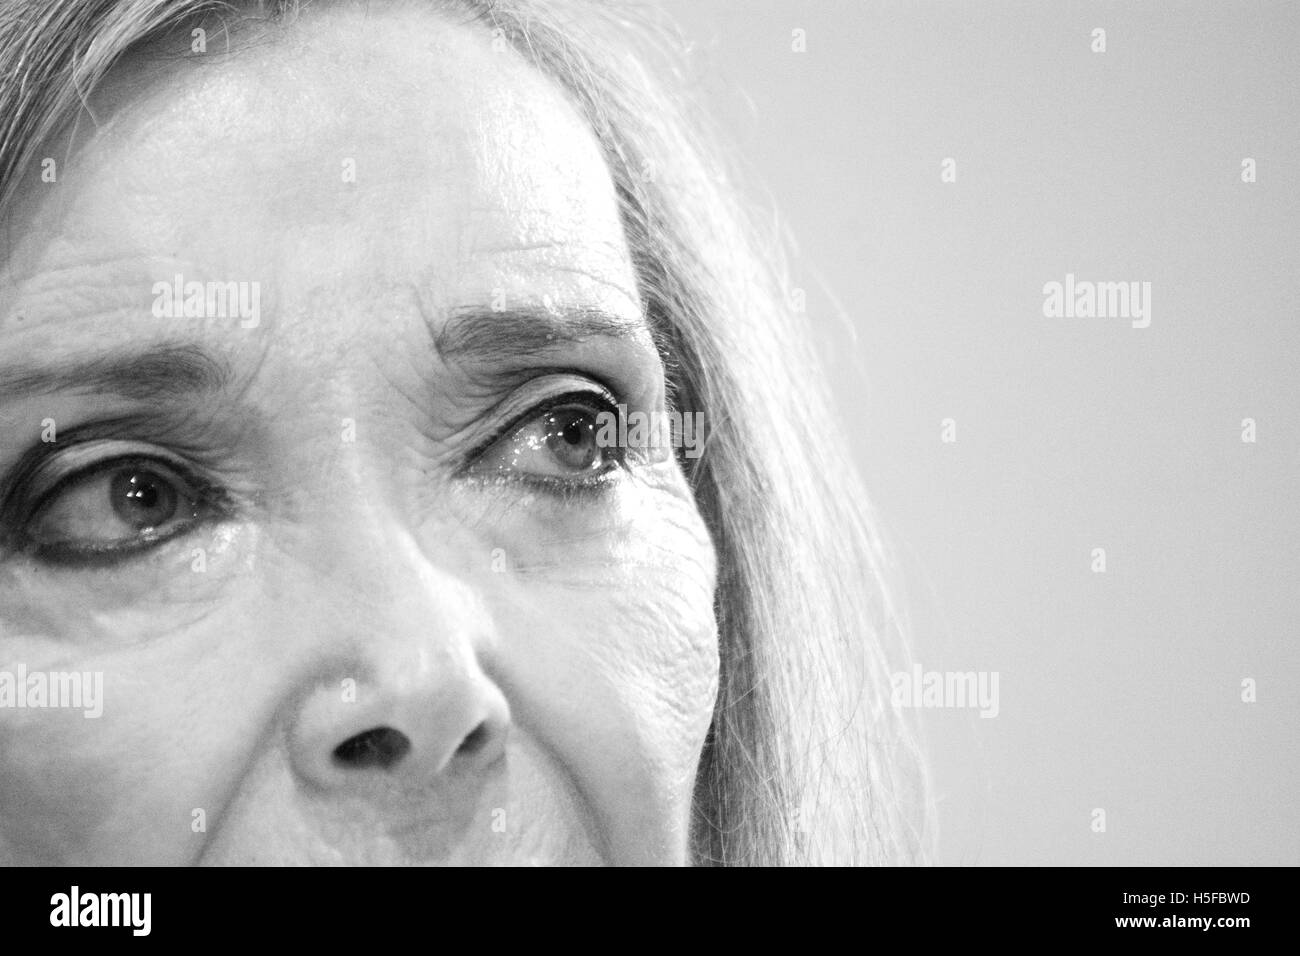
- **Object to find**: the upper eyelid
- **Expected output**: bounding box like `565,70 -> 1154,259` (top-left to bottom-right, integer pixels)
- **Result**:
6,441 -> 226,526
458,378 -> 621,470
1,380 -> 632,516
0,414 -> 223,499
29,454 -> 199,513
5,452 -> 224,565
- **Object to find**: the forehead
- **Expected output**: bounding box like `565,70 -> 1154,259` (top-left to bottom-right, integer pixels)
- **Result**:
0,3 -> 638,326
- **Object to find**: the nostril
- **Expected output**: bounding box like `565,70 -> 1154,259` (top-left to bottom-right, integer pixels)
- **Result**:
333,727 -> 411,770
458,722 -> 489,755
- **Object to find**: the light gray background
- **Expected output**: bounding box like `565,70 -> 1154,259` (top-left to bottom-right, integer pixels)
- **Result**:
659,0 -> 1299,865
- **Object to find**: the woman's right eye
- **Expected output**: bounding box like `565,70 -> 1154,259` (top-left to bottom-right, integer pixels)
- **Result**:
21,458 -> 214,563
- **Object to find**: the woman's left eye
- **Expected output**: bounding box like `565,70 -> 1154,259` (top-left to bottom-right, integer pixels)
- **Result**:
473,398 -> 623,484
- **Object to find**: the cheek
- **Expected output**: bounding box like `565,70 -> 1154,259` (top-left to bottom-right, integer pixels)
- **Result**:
0,671 -> 119,864
482,476 -> 719,865
0,520 -> 256,639
0,516 -> 293,865
0,633 -> 211,864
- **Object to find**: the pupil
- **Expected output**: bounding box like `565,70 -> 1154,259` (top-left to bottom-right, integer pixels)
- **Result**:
127,483 -> 158,508
546,410 -> 598,470
110,469 -> 178,529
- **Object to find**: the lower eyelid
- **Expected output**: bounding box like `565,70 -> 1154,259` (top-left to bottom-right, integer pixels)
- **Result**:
464,387 -> 619,465
463,464 -> 623,500
23,521 -> 197,568
16,467 -> 232,566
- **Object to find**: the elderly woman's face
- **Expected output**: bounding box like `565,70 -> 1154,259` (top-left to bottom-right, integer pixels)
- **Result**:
0,6 -> 718,864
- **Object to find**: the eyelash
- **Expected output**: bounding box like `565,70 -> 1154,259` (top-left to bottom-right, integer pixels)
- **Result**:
460,387 -> 630,488
1,387 -> 629,567
9,454 -> 229,568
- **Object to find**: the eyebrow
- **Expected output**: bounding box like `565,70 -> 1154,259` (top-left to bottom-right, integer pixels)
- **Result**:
0,344 -> 230,402
434,306 -> 652,365
0,307 -> 651,405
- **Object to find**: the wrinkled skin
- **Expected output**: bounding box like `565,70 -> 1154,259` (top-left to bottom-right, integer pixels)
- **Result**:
0,3 -> 719,865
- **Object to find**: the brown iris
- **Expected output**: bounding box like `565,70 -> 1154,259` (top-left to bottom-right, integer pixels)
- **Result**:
109,468 -> 180,531
543,407 -> 600,472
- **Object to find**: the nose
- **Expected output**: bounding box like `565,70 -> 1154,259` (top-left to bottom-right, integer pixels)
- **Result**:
284,517 -> 512,794
332,720 -> 496,771
290,647 -> 510,791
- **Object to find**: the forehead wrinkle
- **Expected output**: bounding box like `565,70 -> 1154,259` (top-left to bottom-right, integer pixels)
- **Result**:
0,255 -> 184,329
2,8 -> 647,409
466,240 -> 567,256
